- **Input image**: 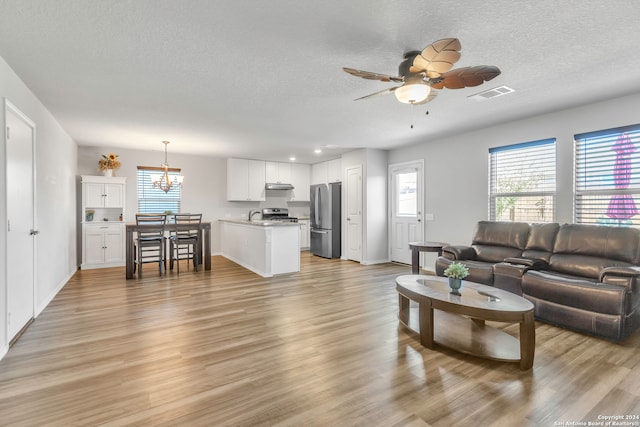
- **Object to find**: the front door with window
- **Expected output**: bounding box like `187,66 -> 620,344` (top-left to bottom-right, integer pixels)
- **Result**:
390,161 -> 424,265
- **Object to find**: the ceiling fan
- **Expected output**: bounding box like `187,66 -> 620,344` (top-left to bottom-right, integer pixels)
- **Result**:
343,38 -> 501,105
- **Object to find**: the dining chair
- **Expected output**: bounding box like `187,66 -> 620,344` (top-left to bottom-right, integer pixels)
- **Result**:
169,213 -> 202,273
135,213 -> 167,277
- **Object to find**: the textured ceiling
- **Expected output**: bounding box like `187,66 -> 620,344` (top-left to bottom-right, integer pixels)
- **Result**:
1,0 -> 640,163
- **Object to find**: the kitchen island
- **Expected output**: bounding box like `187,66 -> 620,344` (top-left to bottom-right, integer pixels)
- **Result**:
219,219 -> 300,277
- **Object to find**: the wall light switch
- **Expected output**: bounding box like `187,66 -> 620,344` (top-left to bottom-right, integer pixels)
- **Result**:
425,213 -> 435,221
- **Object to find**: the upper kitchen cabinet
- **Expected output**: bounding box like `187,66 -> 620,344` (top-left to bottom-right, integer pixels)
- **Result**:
289,163 -> 310,202
265,161 -> 291,184
327,158 -> 342,182
227,158 -> 266,201
83,176 -> 126,208
311,158 -> 342,185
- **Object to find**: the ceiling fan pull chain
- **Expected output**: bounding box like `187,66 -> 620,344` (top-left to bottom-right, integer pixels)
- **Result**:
410,102 -> 415,129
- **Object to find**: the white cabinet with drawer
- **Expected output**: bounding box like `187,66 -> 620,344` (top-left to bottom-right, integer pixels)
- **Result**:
82,223 -> 125,269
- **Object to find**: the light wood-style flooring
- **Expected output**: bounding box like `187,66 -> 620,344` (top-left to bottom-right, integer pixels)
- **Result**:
0,253 -> 639,426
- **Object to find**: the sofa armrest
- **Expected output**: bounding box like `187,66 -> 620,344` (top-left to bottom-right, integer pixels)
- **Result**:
504,257 -> 549,270
600,266 -> 640,296
599,266 -> 640,280
442,245 -> 477,261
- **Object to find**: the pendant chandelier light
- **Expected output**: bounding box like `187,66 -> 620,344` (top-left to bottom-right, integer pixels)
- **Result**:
150,141 -> 184,193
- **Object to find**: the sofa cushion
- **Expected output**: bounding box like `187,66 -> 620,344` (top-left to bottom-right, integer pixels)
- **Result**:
522,222 -> 559,261
435,257 -> 494,286
522,270 -> 627,315
549,254 -> 634,279
471,221 -> 530,262
473,245 -> 523,263
549,224 -> 640,279
472,221 -> 530,248
552,224 -> 640,264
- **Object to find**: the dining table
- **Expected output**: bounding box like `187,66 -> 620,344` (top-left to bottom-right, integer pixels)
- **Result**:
125,221 -> 211,279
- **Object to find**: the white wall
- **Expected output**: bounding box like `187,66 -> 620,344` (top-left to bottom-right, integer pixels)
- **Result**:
388,91 -> 640,269
77,147 -> 310,255
0,56 -> 78,358
340,148 -> 389,264
364,149 -> 388,263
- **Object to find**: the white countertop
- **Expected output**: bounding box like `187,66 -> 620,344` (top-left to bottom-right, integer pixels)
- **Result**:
219,218 -> 300,227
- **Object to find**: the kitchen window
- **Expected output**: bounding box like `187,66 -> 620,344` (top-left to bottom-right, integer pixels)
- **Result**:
137,166 -> 182,214
489,138 -> 556,222
574,124 -> 640,227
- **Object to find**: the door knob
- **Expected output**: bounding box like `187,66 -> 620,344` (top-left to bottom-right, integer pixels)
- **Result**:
29,229 -> 40,235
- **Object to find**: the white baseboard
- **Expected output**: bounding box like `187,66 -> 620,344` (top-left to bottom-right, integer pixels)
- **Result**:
360,258 -> 391,265
36,269 -> 76,317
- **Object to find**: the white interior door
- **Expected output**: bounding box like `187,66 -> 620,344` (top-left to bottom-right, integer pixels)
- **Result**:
345,165 -> 362,262
390,161 -> 424,264
5,101 -> 36,342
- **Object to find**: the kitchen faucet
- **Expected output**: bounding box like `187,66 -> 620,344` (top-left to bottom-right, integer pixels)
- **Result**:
248,209 -> 260,221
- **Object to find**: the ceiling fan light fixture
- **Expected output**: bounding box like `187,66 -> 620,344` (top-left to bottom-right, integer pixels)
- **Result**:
394,82 -> 431,104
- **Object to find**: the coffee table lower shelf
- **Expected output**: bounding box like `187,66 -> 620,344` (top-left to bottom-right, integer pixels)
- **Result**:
400,306 -> 523,363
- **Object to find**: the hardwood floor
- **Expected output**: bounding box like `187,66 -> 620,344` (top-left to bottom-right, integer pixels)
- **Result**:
0,252 -> 639,426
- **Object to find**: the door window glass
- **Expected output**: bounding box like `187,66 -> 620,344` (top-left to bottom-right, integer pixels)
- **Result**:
397,171 -> 417,216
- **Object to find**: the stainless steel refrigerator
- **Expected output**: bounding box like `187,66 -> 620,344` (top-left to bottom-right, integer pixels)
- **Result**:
310,182 -> 341,258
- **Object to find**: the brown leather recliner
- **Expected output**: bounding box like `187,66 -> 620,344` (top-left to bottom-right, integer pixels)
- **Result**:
435,221 -> 531,285
519,224 -> 640,341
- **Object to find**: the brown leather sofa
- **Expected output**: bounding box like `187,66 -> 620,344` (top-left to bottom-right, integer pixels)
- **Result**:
435,221 -> 558,285
435,221 -> 640,341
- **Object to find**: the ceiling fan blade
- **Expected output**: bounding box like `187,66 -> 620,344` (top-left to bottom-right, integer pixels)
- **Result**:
410,38 -> 462,77
431,65 -> 501,89
353,86 -> 399,101
343,67 -> 404,83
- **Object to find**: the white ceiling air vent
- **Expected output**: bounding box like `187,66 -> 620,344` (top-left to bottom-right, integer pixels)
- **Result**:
468,85 -> 515,101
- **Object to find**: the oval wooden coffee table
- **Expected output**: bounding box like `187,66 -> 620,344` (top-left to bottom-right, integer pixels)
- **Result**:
396,275 -> 535,370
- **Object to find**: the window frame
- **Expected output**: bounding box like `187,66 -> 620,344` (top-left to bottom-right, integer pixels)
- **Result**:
574,123 -> 640,227
488,138 -> 557,223
137,166 -> 182,214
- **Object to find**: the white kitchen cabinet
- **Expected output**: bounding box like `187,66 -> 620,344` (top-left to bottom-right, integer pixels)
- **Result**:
289,163 -> 310,201
82,224 -> 125,268
311,159 -> 342,185
83,177 -> 125,208
227,158 -> 266,201
265,161 -> 291,184
81,175 -> 127,269
327,158 -> 342,182
298,219 -> 310,249
220,220 -> 300,277
311,161 -> 327,185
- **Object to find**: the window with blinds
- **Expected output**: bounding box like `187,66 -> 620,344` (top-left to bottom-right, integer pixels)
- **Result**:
137,166 -> 182,214
574,124 -> 640,227
489,138 -> 556,222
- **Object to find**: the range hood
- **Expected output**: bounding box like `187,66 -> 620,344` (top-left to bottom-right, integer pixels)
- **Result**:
265,183 -> 294,190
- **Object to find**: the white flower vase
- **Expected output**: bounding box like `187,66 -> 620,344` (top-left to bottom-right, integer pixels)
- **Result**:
103,169 -> 113,177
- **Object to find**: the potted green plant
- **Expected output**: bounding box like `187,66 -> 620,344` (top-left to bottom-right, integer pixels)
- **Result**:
443,262 -> 469,294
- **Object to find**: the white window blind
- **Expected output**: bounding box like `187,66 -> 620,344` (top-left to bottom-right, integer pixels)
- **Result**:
574,124 -> 640,227
137,166 -> 182,214
489,138 -> 556,222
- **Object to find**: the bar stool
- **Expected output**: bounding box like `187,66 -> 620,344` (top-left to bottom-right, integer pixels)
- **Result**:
169,213 -> 202,273
135,213 -> 167,277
